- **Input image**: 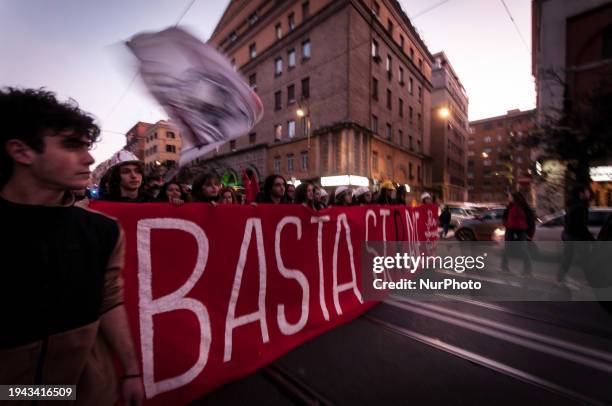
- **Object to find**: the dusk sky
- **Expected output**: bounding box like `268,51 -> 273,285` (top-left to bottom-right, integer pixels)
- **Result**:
0,0 -> 534,165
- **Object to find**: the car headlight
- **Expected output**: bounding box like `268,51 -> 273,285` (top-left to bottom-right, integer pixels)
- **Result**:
492,227 -> 505,241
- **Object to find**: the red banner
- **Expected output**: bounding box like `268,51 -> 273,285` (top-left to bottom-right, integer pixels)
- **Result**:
91,202 -> 438,404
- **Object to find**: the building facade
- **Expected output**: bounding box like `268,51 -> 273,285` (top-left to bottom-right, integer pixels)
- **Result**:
468,109 -> 535,204
124,121 -> 153,160
430,52 -> 469,203
196,0 -> 433,197
142,120 -> 182,176
532,0 -> 612,211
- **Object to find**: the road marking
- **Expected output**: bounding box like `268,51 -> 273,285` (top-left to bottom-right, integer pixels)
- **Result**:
385,297 -> 612,372
364,315 -> 607,406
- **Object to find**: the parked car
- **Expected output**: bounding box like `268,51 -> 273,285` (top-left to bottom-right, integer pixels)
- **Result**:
454,208 -> 506,241
532,207 -> 612,241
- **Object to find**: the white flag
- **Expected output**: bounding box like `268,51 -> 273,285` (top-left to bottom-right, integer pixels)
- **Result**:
126,27 -> 264,165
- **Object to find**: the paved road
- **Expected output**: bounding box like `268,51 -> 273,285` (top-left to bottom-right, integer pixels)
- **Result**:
193,294 -> 612,405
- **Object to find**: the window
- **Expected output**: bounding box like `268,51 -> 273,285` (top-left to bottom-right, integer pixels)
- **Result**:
301,77 -> 310,98
372,77 -> 378,100
409,106 -> 413,122
417,165 -> 421,182
371,115 -> 378,133
249,132 -> 256,144
484,136 -> 492,143
302,1 -> 310,18
165,144 -> 176,153
483,159 -> 492,166
275,23 -> 282,39
249,43 -> 257,59
417,113 -> 422,129
288,13 -> 295,31
249,74 -> 257,91
288,120 -> 296,138
386,55 -> 392,73
386,123 -> 392,139
229,140 -> 236,151
409,77 -> 413,94
301,151 -> 309,170
275,124 -> 282,141
418,58 -> 422,71
399,98 -> 404,116
229,31 -> 238,43
154,133 -> 158,139
288,49 -> 296,68
410,48 -> 414,60
399,66 -> 404,84
372,151 -> 379,170
372,1 -> 380,17
398,129 -> 403,146
287,155 -> 294,172
400,35 -> 404,49
371,39 -> 379,59
274,91 -> 282,110
274,156 -> 281,173
287,84 -> 296,104
301,117 -> 308,136
418,86 -> 422,101
387,18 -> 393,33
275,57 -> 283,76
386,89 -> 392,110
302,39 -> 311,59
249,12 -> 258,26
409,162 -> 414,179
153,145 -> 157,153
167,131 -> 175,139
409,135 -> 414,150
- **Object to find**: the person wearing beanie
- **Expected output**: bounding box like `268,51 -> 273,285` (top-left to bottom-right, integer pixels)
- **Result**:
334,185 -> 353,206
377,180 -> 395,205
354,186 -> 372,205
421,192 -> 432,205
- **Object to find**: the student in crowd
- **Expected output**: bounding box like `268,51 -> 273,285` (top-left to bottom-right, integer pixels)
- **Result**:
333,186 -> 353,207
354,186 -> 373,205
295,181 -> 317,210
192,172 -> 221,203
0,87 -> 144,405
421,192 -> 433,205
256,174 -> 288,204
103,150 -> 158,203
219,186 -> 238,204
377,181 -> 395,205
285,183 -> 296,203
395,185 -> 408,205
158,180 -> 188,205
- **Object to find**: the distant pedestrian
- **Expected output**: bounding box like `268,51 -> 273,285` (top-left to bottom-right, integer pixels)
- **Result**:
558,185 -> 594,283
395,185 -> 408,205
421,192 -> 433,205
501,192 -> 534,276
285,183 -> 296,203
439,206 -> 452,238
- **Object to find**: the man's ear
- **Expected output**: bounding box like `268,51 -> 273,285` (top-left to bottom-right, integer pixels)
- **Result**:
5,139 -> 37,165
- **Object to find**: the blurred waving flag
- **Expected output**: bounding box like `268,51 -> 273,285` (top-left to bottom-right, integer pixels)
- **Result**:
126,27 -> 263,166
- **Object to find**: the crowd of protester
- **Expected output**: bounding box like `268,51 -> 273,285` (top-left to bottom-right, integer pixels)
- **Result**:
91,158 -> 435,210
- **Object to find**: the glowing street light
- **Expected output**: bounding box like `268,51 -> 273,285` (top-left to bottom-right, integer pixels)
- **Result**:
438,107 -> 450,119
296,108 -> 305,117
481,152 -> 489,158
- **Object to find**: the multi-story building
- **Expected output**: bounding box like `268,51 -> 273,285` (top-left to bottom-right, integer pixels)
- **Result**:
430,52 -> 468,203
124,121 -> 153,160
195,0 -> 433,197
532,0 -> 612,210
468,109 -> 535,204
142,120 -> 182,176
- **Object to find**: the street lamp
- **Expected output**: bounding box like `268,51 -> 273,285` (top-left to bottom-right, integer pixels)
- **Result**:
481,152 -> 489,158
438,107 -> 450,119
296,99 -> 311,148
